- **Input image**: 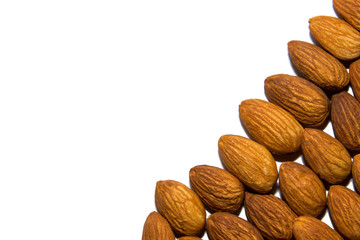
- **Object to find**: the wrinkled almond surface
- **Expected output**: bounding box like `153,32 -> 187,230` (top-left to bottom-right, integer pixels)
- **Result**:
218,134 -> 278,193
178,236 -> 202,240
331,91 -> 360,151
189,165 -> 244,214
142,211 -> 175,240
244,192 -> 297,240
309,15 -> 360,60
155,180 -> 206,237
279,162 -> 326,217
206,212 -> 264,240
328,185 -> 360,240
353,154 -> 360,193
239,99 -> 303,155
301,128 -> 352,184
293,216 -> 344,240
333,0 -> 360,31
349,58 -> 360,102
264,74 -> 330,127
288,40 -> 349,91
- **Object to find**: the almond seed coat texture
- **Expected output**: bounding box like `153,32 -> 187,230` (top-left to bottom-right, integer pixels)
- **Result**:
142,211 -> 176,240
239,99 -> 303,155
218,134 -> 278,193
288,40 -> 349,91
155,180 -> 206,237
349,58 -> 360,102
353,154 -> 360,193
189,165 -> 245,214
264,74 -> 330,127
333,0 -> 360,31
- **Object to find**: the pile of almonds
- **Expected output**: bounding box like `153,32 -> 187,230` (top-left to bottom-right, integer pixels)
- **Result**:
142,0 -> 360,239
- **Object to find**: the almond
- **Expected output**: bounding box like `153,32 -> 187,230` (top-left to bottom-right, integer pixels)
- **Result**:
293,216 -> 344,240
333,0 -> 360,31
279,162 -> 327,217
142,211 -> 175,240
349,58 -> 360,102
244,192 -> 297,240
189,165 -> 245,214
331,91 -> 360,151
309,15 -> 360,61
264,74 -> 330,127
288,40 -> 349,91
218,134 -> 278,193
328,185 -> 360,240
353,154 -> 360,193
178,237 -> 202,240
155,180 -> 206,237
301,128 -> 352,184
239,99 -> 303,155
206,212 -> 264,240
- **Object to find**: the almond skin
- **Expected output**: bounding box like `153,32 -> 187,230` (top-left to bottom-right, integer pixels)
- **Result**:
293,216 -> 344,240
264,74 -> 330,127
309,15 -> 360,61
155,180 -> 206,237
328,185 -> 360,240
189,165 -> 245,214
218,134 -> 278,193
142,211 -> 175,240
301,128 -> 352,184
349,58 -> 360,102
353,154 -> 360,193
331,91 -> 360,151
279,162 -> 327,217
288,40 -> 349,92
333,0 -> 360,31
206,212 -> 264,240
178,237 -> 202,240
244,192 -> 297,240
239,99 -> 303,155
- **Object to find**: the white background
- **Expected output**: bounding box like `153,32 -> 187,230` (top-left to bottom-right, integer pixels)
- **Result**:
0,0 -> 354,239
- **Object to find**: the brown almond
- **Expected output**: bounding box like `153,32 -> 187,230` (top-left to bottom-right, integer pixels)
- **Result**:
328,185 -> 360,240
206,212 -> 264,240
331,91 -> 360,151
244,192 -> 297,240
218,134 -> 278,193
264,74 -> 330,127
293,216 -> 344,240
178,237 -> 202,240
189,165 -> 245,214
155,180 -> 206,237
301,128 -> 352,184
309,15 -> 360,61
288,40 -> 349,91
142,211 -> 175,240
279,162 -> 327,217
349,58 -> 360,102
333,0 -> 360,31
239,99 -> 303,155
353,154 -> 360,193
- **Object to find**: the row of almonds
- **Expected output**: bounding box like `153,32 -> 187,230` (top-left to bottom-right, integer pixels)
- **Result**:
142,0 -> 360,239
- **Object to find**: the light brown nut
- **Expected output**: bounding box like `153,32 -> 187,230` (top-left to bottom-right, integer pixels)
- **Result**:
309,15 -> 360,61
328,185 -> 360,240
331,91 -> 360,151
239,99 -> 303,155
189,165 -> 245,214
264,74 -> 330,127
279,162 -> 327,217
301,128 -> 352,184
349,58 -> 360,102
178,236 -> 202,240
293,216 -> 344,240
288,40 -> 349,92
353,154 -> 360,193
244,192 -> 297,240
206,212 -> 264,240
142,211 -> 175,240
155,180 -> 206,237
333,0 -> 360,31
218,134 -> 278,194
